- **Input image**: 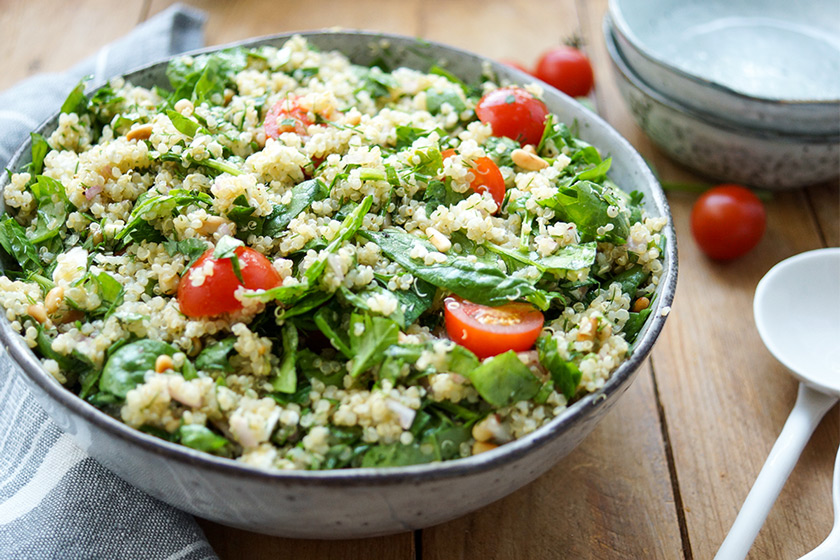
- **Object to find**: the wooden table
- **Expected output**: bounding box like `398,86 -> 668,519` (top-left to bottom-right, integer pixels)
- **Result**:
3,1 -> 838,558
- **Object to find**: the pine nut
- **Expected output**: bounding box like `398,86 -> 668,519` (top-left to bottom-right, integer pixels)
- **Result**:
126,124 -> 154,141
511,148 -> 548,170
197,215 -> 226,235
155,354 -> 174,373
174,98 -> 194,115
472,441 -> 498,455
27,304 -> 47,324
426,227 -> 451,253
576,317 -> 598,342
44,286 -> 65,315
522,144 -> 537,155
632,297 -> 650,312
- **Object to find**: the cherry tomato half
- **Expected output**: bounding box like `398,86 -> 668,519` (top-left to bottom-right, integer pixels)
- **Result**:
441,149 -> 506,210
474,87 -> 549,147
534,46 -> 594,98
264,96 -> 314,138
178,247 -> 282,317
690,184 -> 766,260
444,295 -> 544,359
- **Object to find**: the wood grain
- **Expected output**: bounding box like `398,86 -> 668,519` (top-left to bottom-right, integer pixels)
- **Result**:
0,0 -> 147,90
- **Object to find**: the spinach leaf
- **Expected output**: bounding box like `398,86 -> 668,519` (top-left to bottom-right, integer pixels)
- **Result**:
314,307 -> 351,358
485,241 -> 596,278
425,88 -> 466,114
166,49 -> 248,104
162,238 -> 209,271
33,323 -> 91,390
0,217 -> 43,272
538,180 -> 630,244
484,135 -> 519,168
361,228 -> 546,309
262,179 -> 328,237
297,349 -> 344,387
178,424 -> 230,454
99,340 -> 177,399
29,176 -> 68,244
623,307 -> 652,343
92,271 -> 124,319
395,125 -> 435,150
347,313 -> 400,377
117,189 -> 212,243
536,334 -> 581,399
423,179 -> 467,211
361,441 -> 435,467
25,133 -> 49,175
270,323 -> 298,393
354,66 -> 397,99
610,265 -> 648,296
468,350 -> 541,407
280,290 -> 333,320
166,109 -> 204,137
387,279 -> 436,327
195,337 -> 236,373
60,78 -> 88,115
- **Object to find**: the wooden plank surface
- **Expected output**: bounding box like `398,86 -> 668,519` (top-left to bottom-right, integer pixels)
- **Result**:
2,0 -> 838,559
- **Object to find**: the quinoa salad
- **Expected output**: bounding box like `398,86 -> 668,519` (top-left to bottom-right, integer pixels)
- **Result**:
0,36 -> 666,471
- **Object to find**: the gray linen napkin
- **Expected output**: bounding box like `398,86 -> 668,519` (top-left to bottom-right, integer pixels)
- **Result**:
0,5 -> 219,559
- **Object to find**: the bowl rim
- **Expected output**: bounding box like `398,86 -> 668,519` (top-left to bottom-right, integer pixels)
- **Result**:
0,29 -> 678,486
607,0 -> 840,106
603,16 -> 840,143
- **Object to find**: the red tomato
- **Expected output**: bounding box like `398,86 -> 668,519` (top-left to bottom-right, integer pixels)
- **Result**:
691,184 -> 766,260
441,149 -> 506,210
178,247 -> 282,317
444,295 -> 544,359
534,46 -> 594,98
474,87 -> 549,147
264,96 -> 314,138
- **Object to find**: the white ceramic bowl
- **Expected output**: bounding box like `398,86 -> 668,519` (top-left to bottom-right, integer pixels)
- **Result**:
605,17 -> 840,189
0,30 -> 677,539
608,0 -> 840,135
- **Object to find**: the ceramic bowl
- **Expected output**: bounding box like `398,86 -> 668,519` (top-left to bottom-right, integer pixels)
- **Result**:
605,18 -> 840,190
0,30 -> 677,539
608,0 -> 840,135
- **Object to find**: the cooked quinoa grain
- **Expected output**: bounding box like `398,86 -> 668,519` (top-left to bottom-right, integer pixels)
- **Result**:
0,36 -> 666,470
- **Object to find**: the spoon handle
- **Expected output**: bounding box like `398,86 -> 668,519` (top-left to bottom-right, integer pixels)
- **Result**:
798,441 -> 840,560
715,383 -> 838,560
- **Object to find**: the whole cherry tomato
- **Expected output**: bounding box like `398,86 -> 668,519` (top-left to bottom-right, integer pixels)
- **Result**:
534,46 -> 594,98
474,87 -> 549,147
441,149 -> 505,210
444,295 -> 545,359
691,184 -> 766,260
178,246 -> 282,317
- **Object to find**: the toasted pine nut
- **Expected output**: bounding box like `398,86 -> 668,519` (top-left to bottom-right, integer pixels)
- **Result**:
632,297 -> 650,313
27,304 -> 47,325
54,309 -> 84,325
155,354 -> 174,373
426,227 -> 451,253
472,415 -> 496,443
597,322 -> 613,342
45,286 -> 65,315
223,88 -> 234,105
197,215 -> 226,235
344,110 -> 362,126
576,317 -> 598,342
472,441 -> 498,455
126,124 -> 154,141
511,148 -> 549,171
174,98 -> 194,116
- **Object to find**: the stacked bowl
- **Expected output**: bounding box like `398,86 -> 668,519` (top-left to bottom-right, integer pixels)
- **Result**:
604,0 -> 840,189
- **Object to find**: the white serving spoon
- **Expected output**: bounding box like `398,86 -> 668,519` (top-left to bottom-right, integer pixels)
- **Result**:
715,248 -> 840,560
800,443 -> 840,559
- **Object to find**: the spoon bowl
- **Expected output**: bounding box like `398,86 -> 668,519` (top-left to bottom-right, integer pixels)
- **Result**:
754,248 -> 840,395
716,248 -> 840,559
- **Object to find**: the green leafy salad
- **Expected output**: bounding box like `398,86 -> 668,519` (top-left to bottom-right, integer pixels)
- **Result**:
0,36 -> 667,470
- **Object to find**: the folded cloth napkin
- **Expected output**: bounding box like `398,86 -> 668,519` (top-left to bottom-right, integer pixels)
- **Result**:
0,5 -> 219,559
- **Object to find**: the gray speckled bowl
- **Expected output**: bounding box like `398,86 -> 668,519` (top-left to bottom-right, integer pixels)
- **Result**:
605,18 -> 840,190
0,30 -> 677,539
608,0 -> 840,136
